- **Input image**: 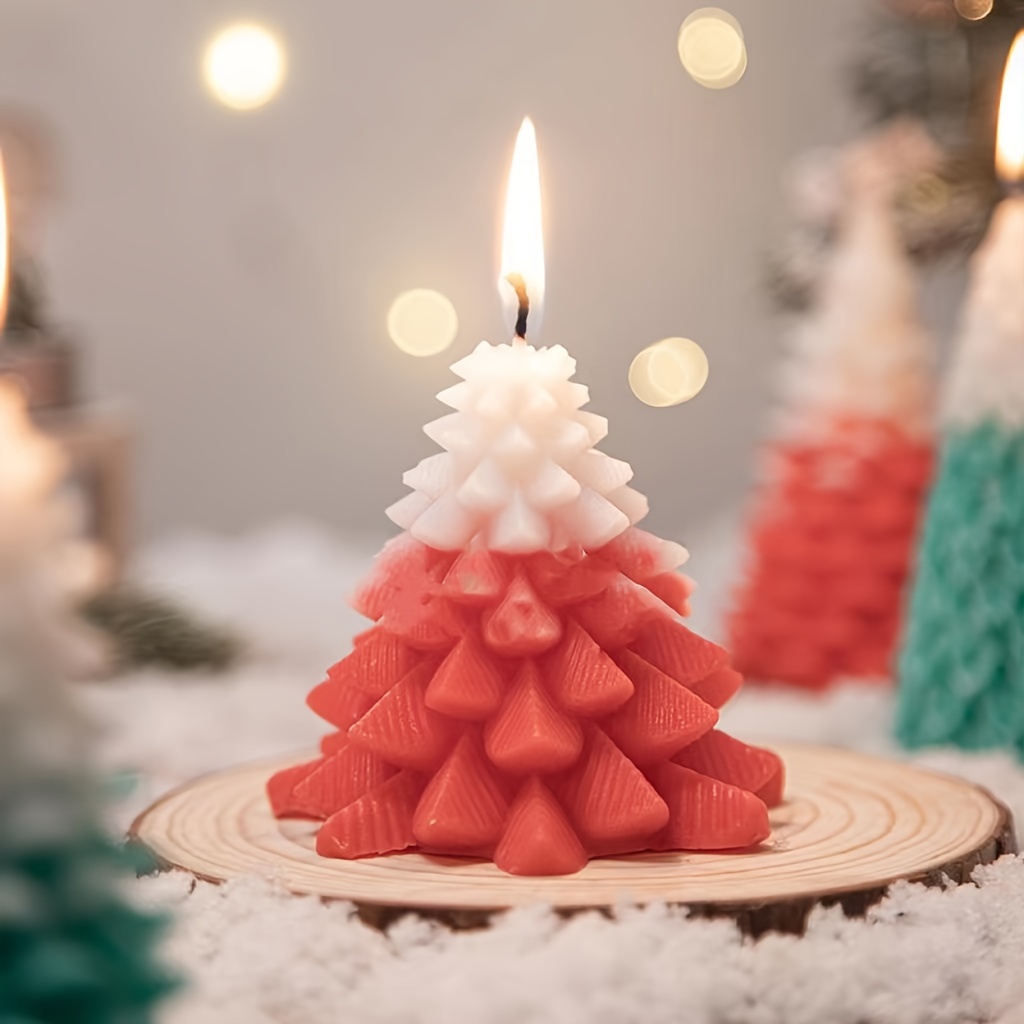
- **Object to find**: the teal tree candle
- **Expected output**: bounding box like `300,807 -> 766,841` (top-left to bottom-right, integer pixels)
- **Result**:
897,31 -> 1024,757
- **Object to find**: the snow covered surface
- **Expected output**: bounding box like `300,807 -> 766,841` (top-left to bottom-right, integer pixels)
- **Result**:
79,520 -> 1024,1024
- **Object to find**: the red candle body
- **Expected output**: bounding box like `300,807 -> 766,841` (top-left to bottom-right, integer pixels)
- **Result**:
269,530 -> 784,876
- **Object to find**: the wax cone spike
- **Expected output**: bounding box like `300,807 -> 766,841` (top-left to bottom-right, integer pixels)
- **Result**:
673,730 -> 786,808
604,651 -> 719,765
482,572 -> 562,656
494,778 -> 588,876
288,743 -> 396,820
652,764 -> 771,851
316,771 -> 424,859
425,633 -> 506,720
269,339 -> 783,874
484,661 -> 584,775
413,734 -> 509,850
544,619 -> 634,718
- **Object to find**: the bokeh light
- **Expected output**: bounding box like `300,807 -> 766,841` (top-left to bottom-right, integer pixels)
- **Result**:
629,338 -> 710,407
678,8 -> 747,90
203,23 -> 286,111
387,289 -> 459,357
954,0 -> 993,20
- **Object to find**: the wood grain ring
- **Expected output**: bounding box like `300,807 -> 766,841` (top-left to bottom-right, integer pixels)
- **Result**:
130,743 -> 1016,936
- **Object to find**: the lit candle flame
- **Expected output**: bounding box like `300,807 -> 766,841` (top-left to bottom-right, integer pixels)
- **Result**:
996,31 -> 1024,185
499,117 -> 545,340
0,151 -> 8,334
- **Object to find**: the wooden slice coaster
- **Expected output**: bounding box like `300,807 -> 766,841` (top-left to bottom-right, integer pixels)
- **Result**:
131,743 -> 1016,936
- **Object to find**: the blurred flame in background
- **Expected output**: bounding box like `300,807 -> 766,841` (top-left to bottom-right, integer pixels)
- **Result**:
203,23 -> 286,111
996,30 -> 1024,183
954,0 -> 994,22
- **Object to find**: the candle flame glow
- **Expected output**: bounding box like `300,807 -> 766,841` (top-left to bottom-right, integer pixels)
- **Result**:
0,152 -> 8,333
499,117 -> 545,339
996,31 -> 1024,185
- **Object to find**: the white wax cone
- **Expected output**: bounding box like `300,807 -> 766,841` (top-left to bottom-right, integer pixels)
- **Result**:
944,196 -> 1024,427
390,340 -> 658,555
778,124 -> 935,439
525,459 -> 581,510
606,485 -> 650,525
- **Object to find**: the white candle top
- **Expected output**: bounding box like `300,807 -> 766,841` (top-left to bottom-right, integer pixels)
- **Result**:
387,340 -> 654,554
944,196 -> 1024,428
778,125 -> 935,439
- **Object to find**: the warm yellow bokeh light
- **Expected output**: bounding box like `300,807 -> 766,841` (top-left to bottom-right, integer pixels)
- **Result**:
629,338 -> 710,407
955,0 -> 993,20
678,8 -> 747,90
997,31 -> 1024,183
203,23 -> 286,111
387,289 -> 459,357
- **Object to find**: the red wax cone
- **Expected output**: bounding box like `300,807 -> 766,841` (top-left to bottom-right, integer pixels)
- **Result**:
630,617 -> 730,688
443,548 -> 508,603
348,661 -> 454,771
604,651 -> 718,765
560,728 -> 670,847
412,734 -> 509,851
482,573 -> 562,656
307,681 -> 375,732
652,764 -> 771,850
321,627 -> 417,699
316,771 -> 423,859
544,620 -> 634,718
288,743 -> 395,820
673,730 -> 785,808
494,778 -> 587,876
484,662 -> 584,775
267,759 -> 320,818
425,634 -> 505,720
268,339 -> 784,875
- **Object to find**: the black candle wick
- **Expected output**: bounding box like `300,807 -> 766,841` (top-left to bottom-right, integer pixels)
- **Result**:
505,273 -> 530,339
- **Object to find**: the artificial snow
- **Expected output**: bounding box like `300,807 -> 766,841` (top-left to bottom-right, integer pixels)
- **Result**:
79,521 -> 1024,1024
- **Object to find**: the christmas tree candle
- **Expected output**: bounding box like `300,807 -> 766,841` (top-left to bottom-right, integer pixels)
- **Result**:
268,119 -> 783,876
728,124 -> 936,690
897,33 -> 1024,756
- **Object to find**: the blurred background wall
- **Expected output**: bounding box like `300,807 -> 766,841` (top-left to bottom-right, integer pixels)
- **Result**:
0,0 -> 867,545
